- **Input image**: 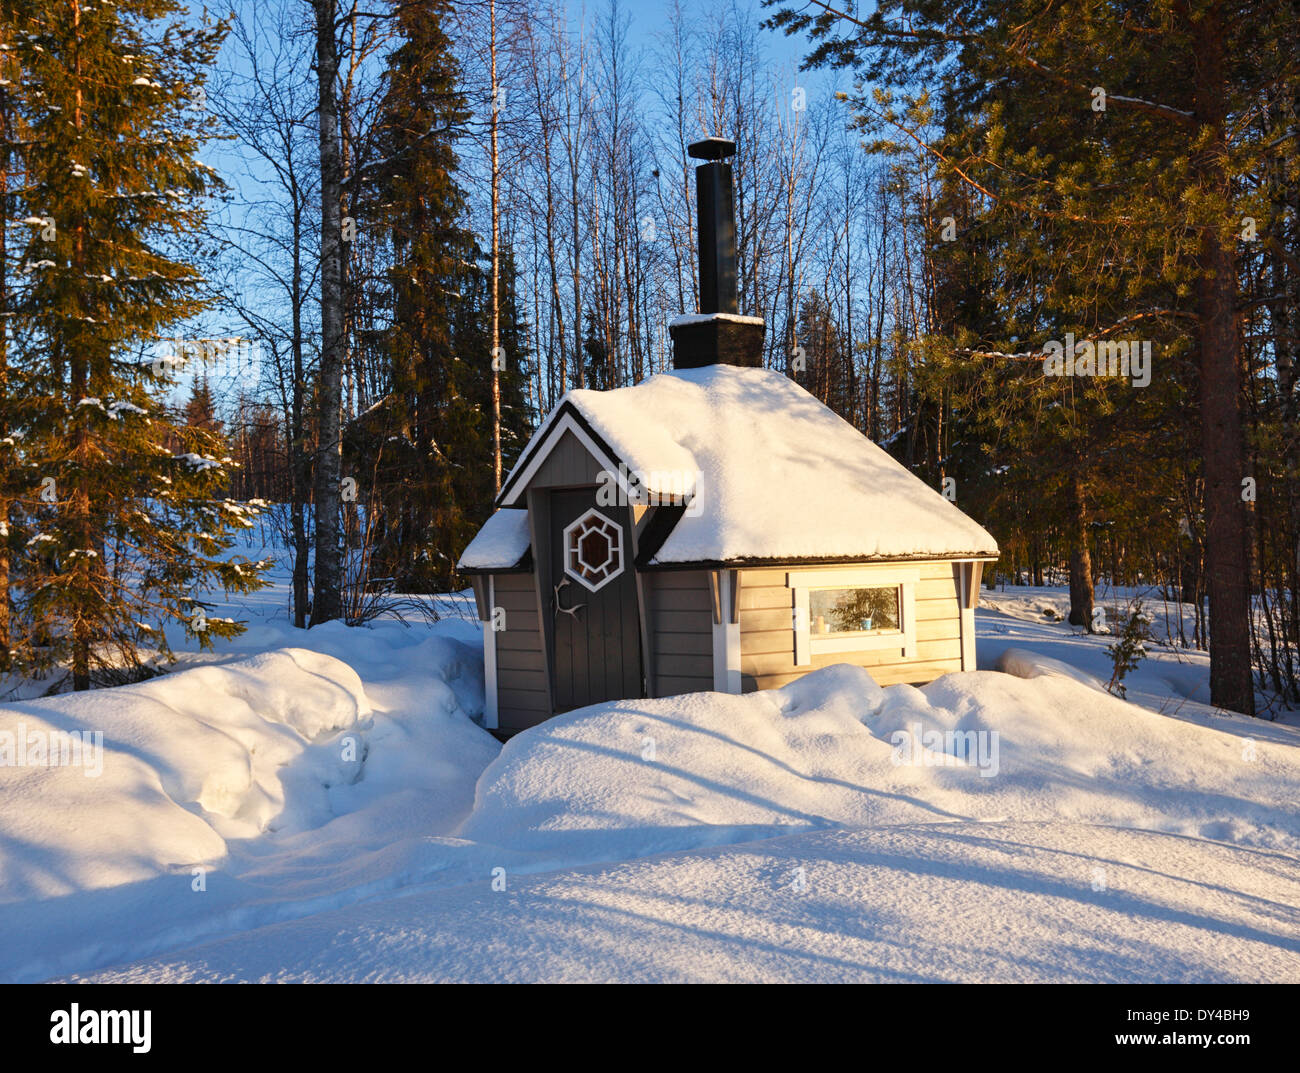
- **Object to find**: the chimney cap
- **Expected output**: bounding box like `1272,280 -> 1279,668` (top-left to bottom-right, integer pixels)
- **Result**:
687,137 -> 736,161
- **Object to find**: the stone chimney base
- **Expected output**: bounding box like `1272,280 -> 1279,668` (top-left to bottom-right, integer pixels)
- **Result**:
670,313 -> 765,370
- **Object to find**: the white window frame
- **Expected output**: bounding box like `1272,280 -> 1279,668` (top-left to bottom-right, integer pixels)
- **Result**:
562,508 -> 625,592
786,567 -> 920,667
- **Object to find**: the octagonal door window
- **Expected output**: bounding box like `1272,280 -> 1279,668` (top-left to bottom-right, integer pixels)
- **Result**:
563,509 -> 625,592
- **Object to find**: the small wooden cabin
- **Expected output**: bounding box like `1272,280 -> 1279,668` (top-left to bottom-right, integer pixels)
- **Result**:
458,137 -> 998,734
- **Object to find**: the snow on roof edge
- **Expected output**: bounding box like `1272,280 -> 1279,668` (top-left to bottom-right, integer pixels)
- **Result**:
458,508 -> 531,571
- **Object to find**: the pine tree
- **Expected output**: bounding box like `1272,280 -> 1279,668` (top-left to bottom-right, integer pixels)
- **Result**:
915,58 -> 1191,629
772,0 -> 1294,713
794,289 -> 852,417
7,0 -> 268,688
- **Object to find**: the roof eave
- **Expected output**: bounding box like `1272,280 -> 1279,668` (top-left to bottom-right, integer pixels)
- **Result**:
456,547 -> 534,576
640,551 -> 1000,571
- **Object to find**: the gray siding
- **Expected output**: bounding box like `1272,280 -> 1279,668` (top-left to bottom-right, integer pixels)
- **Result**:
492,573 -> 549,731
528,429 -> 607,489
738,560 -> 964,690
647,570 -> 714,697
501,430 -> 610,728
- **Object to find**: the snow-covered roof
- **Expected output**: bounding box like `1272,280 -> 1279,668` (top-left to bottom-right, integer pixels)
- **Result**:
458,508 -> 531,571
488,364 -> 998,566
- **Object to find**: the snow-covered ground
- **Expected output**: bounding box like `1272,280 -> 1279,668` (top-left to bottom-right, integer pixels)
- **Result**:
76,823 -> 1300,983
977,579 -> 1298,718
2,564 -> 1297,983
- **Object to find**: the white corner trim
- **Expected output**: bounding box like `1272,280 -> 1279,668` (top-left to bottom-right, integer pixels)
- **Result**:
958,562 -> 980,670
500,412 -> 626,507
901,580 -> 919,659
712,570 -> 742,693
482,576 -> 499,729
793,588 -> 809,667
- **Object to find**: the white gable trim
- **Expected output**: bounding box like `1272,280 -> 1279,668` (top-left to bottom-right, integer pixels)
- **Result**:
500,411 -> 629,507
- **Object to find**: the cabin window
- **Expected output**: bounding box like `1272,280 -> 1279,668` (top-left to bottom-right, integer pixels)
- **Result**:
808,586 -> 900,636
563,509 -> 625,592
786,568 -> 920,666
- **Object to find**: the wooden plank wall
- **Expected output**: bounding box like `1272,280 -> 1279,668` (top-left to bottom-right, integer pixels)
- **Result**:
529,428 -> 607,488
493,573 -> 550,731
738,561 -> 964,690
646,569 -> 715,697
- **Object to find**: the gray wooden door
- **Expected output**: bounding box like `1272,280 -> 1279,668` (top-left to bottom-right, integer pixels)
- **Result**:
548,488 -> 643,711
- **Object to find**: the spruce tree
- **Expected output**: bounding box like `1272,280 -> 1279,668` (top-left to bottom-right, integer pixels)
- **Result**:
354,0 -> 530,592
183,374 -> 220,432
353,0 -> 478,592
8,0 -> 268,688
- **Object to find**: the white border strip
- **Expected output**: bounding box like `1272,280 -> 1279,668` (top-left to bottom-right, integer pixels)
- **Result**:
482,575 -> 499,729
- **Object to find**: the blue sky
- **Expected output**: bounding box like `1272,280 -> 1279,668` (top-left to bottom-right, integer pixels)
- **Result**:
181,0 -> 851,402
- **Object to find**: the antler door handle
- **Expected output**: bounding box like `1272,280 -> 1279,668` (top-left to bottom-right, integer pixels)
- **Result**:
554,578 -> 585,621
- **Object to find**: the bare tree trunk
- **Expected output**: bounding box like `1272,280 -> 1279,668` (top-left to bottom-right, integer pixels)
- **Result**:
490,0 -> 502,491
525,13 -> 566,408
1191,3 -> 1255,714
310,0 -> 344,626
213,6 -> 317,627
570,115 -> 583,389
1066,469 -> 1095,631
290,225 -> 310,629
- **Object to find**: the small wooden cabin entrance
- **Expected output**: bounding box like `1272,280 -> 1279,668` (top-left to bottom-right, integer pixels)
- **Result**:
547,488 -> 643,712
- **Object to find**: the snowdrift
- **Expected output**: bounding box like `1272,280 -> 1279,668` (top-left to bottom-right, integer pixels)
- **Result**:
0,630 -> 498,912
460,664 -> 1300,863
5,627 -> 1298,982
0,649 -> 370,902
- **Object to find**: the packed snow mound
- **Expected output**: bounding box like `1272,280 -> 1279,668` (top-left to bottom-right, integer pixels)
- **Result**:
993,645 -> 1108,691
0,625 -> 502,983
460,664 -> 1300,863
76,822 -> 1300,984
0,649 -> 369,902
499,365 -> 998,563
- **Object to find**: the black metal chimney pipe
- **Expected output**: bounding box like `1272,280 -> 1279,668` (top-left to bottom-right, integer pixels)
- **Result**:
689,137 -> 737,314
669,135 -> 764,369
